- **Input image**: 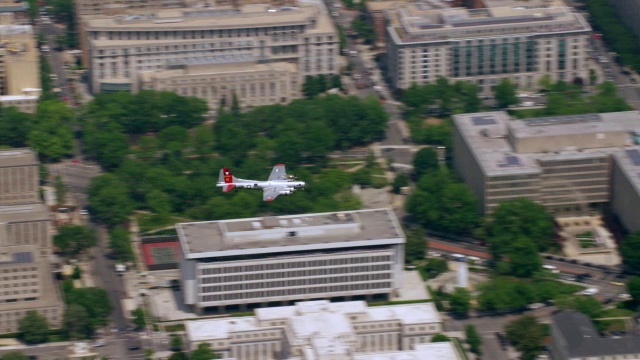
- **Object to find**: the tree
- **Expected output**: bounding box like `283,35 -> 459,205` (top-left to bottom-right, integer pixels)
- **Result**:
431,333 -> 450,342
589,68 -> 598,85
494,79 -> 518,109
620,232 -> 640,272
504,237 -> 542,278
168,353 -> 186,360
405,227 -> 426,264
63,304 -> 92,340
54,175 -> 67,205
449,287 -> 472,317
109,227 -> 134,262
413,147 -> 439,179
0,352 -> 29,360
133,308 -> 146,330
28,100 -> 74,162
18,310 -> 49,345
0,107 -> 34,147
88,174 -> 135,228
554,295 -> 603,319
64,287 -> 112,328
170,334 -> 184,352
392,173 -> 409,194
53,225 -> 97,256
465,325 -> 482,356
485,198 -> 555,263
627,276 -> 640,302
505,315 -> 546,360
189,343 -> 221,360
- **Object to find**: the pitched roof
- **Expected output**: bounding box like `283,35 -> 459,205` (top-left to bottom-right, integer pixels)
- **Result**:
552,311 -> 640,358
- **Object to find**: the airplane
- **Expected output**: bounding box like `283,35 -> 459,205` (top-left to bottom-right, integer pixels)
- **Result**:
216,164 -> 306,202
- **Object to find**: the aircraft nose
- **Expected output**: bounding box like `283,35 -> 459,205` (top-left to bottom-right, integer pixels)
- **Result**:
300,182 -> 306,187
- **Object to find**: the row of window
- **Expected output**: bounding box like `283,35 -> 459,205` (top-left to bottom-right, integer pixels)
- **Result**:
199,256 -> 393,275
199,281 -> 392,303
200,273 -> 392,290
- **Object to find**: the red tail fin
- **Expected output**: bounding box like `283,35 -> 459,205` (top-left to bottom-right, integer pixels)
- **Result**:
222,168 -> 233,183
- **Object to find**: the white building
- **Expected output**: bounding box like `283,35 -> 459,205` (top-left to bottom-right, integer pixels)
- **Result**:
178,209 -> 406,314
386,3 -> 591,93
79,1 -> 339,100
185,300 -> 459,360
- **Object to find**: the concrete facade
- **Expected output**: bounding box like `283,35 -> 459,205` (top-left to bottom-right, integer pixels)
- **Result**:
177,209 -> 406,313
0,148 -> 64,334
78,1 -> 339,106
611,148 -> 640,232
139,60 -> 300,109
385,3 -> 591,93
185,300 -> 457,360
452,111 -> 640,218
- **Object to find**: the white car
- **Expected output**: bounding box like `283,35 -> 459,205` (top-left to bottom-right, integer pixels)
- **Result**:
93,341 -> 106,347
581,288 -> 599,296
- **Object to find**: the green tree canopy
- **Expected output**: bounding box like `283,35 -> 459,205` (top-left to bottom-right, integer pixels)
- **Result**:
170,335 -> 184,352
431,334 -> 450,342
484,198 -> 555,267
405,227 -> 426,264
0,106 -> 34,147
53,225 -> 97,256
505,315 -> 546,360
63,303 -> 93,340
627,276 -> 640,302
18,310 -> 49,345
28,100 -> 74,162
189,343 -> 221,360
406,170 -> 481,235
392,173 -> 409,194
449,287 -> 472,317
64,287 -> 112,328
88,174 -> 135,228
554,295 -> 604,319
465,325 -> 482,356
493,79 -> 518,109
108,227 -> 134,262
133,308 -> 146,330
0,352 -> 29,360
620,232 -> 640,272
413,147 -> 439,179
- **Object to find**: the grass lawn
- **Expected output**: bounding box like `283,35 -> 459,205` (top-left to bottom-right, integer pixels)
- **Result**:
597,308 -> 635,318
136,213 -> 190,234
579,239 -> 598,248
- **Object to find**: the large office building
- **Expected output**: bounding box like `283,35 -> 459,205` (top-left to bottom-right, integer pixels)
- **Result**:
0,148 -> 63,334
0,24 -> 41,113
177,209 -> 406,314
385,2 -> 591,92
452,111 -> 640,220
78,1 -> 339,107
185,299 -> 459,360
611,148 -> 640,232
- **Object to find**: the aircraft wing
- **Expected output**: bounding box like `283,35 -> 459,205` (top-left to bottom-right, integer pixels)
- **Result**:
268,164 -> 287,181
263,186 -> 285,202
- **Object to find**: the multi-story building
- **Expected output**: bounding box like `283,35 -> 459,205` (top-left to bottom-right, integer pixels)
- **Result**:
185,299 -> 459,360
75,0 -> 296,17
0,25 -> 41,113
178,209 -> 405,314
550,311 -> 640,360
385,3 -> 591,93
78,1 -> 339,106
611,147 -> 640,232
0,148 -> 64,334
139,57 -> 299,108
452,111 -> 640,217
0,244 -> 63,333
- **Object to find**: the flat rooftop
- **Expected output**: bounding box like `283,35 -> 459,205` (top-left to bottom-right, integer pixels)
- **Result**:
86,3 -> 322,30
0,148 -> 38,168
353,342 -> 460,360
186,300 -> 442,342
454,111 -> 541,177
509,111 -> 640,139
177,208 -> 404,259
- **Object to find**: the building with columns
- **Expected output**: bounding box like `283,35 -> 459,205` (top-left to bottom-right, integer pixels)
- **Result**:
184,300 -> 460,360
78,1 -> 339,109
177,209 -> 406,314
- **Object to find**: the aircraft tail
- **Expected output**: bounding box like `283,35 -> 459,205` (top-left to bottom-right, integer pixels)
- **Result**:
218,167 -> 236,192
